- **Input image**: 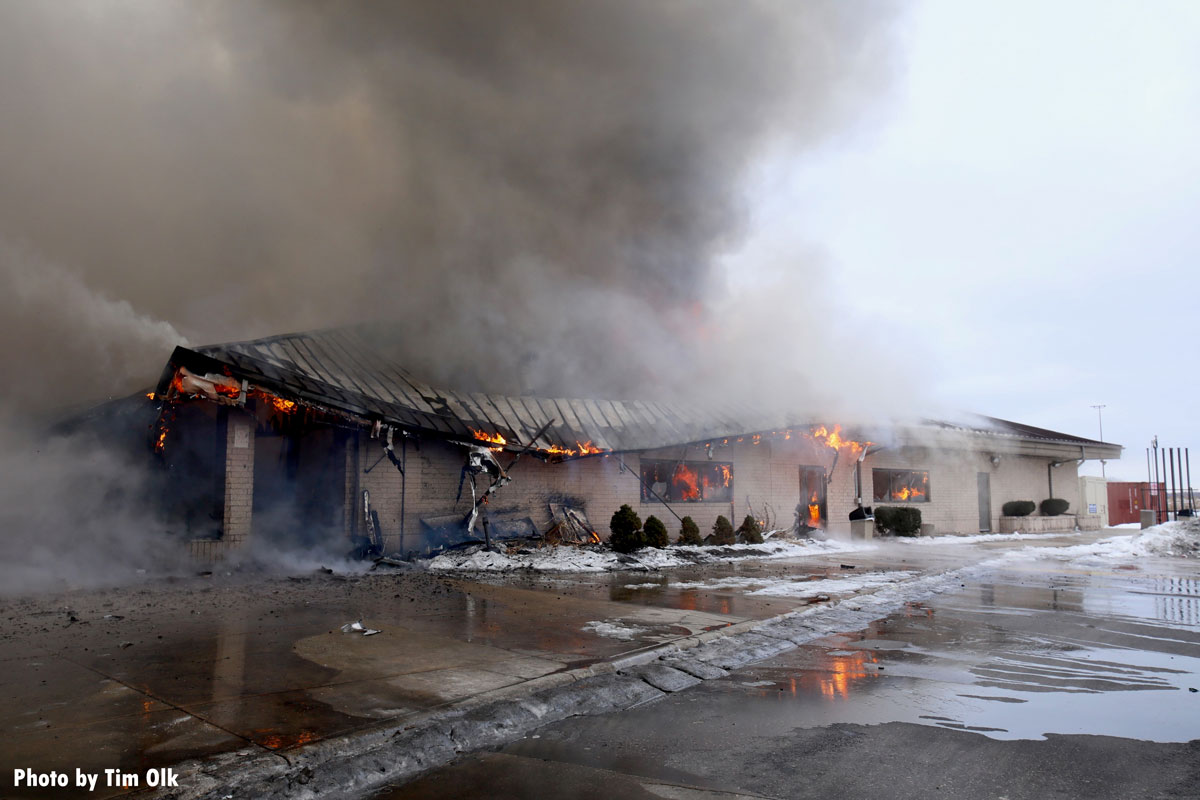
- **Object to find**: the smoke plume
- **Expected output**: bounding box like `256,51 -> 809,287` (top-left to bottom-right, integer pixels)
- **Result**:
0,0 -> 901,407
0,1 -> 905,593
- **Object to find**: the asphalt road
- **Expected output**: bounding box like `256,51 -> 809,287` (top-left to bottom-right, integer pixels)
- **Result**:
375,551 -> 1200,800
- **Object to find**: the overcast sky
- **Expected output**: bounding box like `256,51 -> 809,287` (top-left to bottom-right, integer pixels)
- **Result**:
727,0 -> 1200,481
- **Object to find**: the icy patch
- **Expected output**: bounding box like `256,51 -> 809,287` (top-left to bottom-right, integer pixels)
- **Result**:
748,571 -> 918,598
666,576 -> 772,591
625,571 -> 918,597
426,538 -> 872,573
582,620 -> 648,640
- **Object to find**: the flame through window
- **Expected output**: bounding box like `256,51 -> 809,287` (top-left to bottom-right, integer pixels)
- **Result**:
641,460 -> 733,503
872,468 -> 930,503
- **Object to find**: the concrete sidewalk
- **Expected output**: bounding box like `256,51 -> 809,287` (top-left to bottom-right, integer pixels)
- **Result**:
0,531 -> 1120,798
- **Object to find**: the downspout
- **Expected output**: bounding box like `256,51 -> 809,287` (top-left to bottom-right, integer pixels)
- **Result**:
1047,460 -> 1066,499
855,445 -> 881,508
854,448 -> 868,506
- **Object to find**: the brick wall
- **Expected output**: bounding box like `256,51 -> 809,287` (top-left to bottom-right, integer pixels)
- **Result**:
343,429 -> 1084,549
221,410 -> 255,545
861,445 -> 1080,534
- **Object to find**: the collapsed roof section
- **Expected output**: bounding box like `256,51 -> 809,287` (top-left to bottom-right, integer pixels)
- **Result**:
156,327 -> 804,457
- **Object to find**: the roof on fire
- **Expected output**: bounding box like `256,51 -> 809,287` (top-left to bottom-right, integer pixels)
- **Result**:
166,326 -> 798,454
161,327 -> 1120,458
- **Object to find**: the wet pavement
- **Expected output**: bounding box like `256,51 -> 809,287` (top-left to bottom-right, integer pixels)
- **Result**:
374,545 -> 1200,799
1,528 -> 1180,798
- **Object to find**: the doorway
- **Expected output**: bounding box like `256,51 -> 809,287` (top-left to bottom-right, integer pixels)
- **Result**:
977,471 -> 992,532
799,465 -> 827,529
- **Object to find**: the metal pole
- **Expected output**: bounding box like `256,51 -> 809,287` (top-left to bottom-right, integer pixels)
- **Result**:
400,436 -> 407,552
1153,438 -> 1161,523
1169,448 -> 1177,521
1179,447 -> 1187,515
1159,447 -> 1166,523
617,456 -> 684,523
1091,404 -> 1106,479
1146,447 -> 1153,513
1188,448 -> 1195,513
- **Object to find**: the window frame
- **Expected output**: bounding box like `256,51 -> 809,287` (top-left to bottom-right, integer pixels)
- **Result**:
640,459 -> 734,504
872,468 -> 931,504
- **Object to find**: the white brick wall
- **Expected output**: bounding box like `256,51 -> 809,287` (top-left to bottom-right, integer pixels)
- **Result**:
344,430 -> 1083,549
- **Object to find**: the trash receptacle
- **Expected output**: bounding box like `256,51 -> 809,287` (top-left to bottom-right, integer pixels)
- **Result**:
1140,509 -> 1156,529
850,519 -> 874,540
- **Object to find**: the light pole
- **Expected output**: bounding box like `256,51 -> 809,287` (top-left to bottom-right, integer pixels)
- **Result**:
1091,404 -> 1107,479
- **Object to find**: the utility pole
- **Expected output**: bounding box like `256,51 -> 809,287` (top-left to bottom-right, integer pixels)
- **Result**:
1091,404 -> 1107,479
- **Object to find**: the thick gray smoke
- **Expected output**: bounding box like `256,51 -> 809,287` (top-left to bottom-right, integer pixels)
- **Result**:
0,1 -> 904,593
0,0 -> 900,406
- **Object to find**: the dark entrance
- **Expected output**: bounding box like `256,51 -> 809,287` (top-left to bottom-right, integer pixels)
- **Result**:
253,424 -> 348,549
799,465 -> 827,528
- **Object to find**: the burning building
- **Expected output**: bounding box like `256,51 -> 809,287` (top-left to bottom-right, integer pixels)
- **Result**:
146,327 -> 1121,558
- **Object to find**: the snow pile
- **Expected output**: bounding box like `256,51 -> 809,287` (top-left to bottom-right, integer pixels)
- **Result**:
1018,519 -> 1200,563
426,538 -> 870,573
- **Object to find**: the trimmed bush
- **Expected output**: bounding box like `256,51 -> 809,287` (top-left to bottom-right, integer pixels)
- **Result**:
643,515 -> 669,549
1002,500 -> 1036,517
609,504 -> 645,553
875,506 -> 922,536
677,516 -> 703,546
709,515 -> 735,545
736,514 -> 763,544
1040,498 -> 1070,516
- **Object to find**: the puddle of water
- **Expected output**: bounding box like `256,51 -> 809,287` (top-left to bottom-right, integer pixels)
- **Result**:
714,568 -> 1200,742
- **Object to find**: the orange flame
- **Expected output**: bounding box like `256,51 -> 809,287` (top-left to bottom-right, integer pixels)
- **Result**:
807,424 -> 870,454
539,439 -> 610,457
808,492 -> 821,527
672,463 -> 701,501
252,390 -> 297,414
472,429 -> 508,447
703,427 -> 871,456
895,473 -> 928,501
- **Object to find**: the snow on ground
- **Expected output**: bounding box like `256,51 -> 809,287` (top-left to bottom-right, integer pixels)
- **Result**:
582,620 -> 648,640
1009,518 -> 1200,563
425,538 -> 870,573
895,531 -> 1075,546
